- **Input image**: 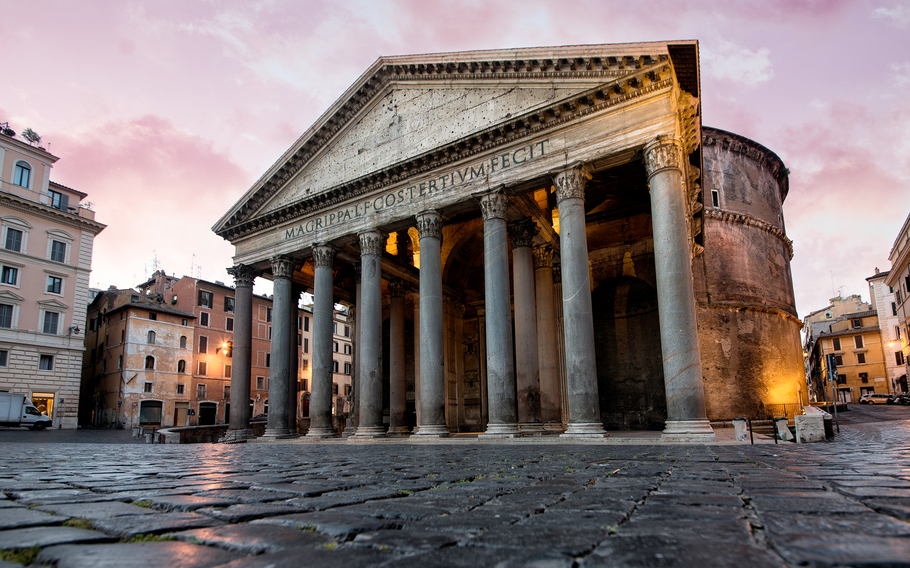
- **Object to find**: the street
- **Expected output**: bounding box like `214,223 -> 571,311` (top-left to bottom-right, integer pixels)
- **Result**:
0,406 -> 908,567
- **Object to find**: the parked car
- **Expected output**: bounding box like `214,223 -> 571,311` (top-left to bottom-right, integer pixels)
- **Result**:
859,393 -> 892,405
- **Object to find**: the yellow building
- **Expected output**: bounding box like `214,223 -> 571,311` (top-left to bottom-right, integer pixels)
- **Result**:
815,309 -> 889,403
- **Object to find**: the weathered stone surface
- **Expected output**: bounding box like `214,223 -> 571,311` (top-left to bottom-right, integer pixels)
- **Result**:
34,542 -> 240,568
470,525 -> 609,555
195,503 -> 304,523
89,512 -> 224,538
6,489 -> 93,504
771,534 -> 910,567
0,526 -> 113,549
387,545 -> 575,568
760,512 -> 910,537
171,523 -> 334,553
616,519 -> 756,543
748,494 -> 873,514
351,529 -> 461,552
37,501 -> 159,519
584,536 -> 786,568
192,489 -> 297,503
143,495 -> 240,512
252,511 -> 398,538
0,507 -> 68,530
215,547 -> 395,567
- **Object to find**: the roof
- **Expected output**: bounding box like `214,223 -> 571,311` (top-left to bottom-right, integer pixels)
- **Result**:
866,270 -> 890,281
122,302 -> 196,318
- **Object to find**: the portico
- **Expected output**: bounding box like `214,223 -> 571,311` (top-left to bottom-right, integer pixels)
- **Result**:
215,42 -> 717,442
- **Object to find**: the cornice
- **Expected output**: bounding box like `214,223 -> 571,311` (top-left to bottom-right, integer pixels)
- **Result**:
0,192 -> 106,235
216,57 -> 675,242
705,209 -> 794,260
698,300 -> 801,325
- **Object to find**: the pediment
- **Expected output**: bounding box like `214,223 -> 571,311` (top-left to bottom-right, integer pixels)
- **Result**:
0,290 -> 24,303
215,42 -> 697,241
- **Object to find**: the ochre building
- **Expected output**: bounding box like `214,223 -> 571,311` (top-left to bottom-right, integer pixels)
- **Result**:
214,41 -> 804,441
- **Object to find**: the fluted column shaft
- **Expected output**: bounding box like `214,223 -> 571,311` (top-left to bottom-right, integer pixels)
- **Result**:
414,210 -> 448,436
477,190 -> 519,436
307,245 -> 336,437
263,256 -> 294,437
388,278 -> 409,435
553,166 -> 606,437
533,244 -> 562,429
644,136 -> 715,441
227,265 -> 255,438
509,219 -> 542,430
355,229 -> 386,437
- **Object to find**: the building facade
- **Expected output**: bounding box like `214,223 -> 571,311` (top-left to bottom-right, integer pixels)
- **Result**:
213,42 -> 805,441
885,213 -> 910,393
867,269 -> 905,394
0,129 -> 105,428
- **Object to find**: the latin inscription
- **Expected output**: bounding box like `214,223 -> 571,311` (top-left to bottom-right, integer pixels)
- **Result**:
283,139 -> 549,241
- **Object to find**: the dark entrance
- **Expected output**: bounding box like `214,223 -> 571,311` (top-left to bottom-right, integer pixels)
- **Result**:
198,402 -> 217,425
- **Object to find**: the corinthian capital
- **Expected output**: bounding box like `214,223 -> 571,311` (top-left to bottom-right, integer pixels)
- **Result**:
388,277 -> 408,298
644,136 -> 682,177
312,244 -> 335,268
551,166 -> 591,203
476,189 -> 508,221
508,218 -> 537,249
532,244 -> 554,269
415,210 -> 443,240
359,229 -> 385,256
270,255 -> 297,280
227,264 -> 257,289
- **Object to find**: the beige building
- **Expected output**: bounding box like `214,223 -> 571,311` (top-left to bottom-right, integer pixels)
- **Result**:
867,269 -> 905,393
885,213 -> 910,393
0,128 -> 105,428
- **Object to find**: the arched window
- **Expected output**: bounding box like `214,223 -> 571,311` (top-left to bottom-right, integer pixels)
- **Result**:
145,355 -> 154,369
177,359 -> 186,373
13,161 -> 31,188
147,331 -> 155,344
180,335 -> 187,349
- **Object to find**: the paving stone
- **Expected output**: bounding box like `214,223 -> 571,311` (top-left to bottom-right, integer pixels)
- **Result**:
6,489 -> 93,504
0,507 -> 69,529
470,524 -> 608,555
583,535 -> 786,568
195,503 -> 304,522
215,547 -> 397,567
252,510 -> 399,538
647,493 -> 744,507
0,526 -> 114,549
545,496 -> 636,512
144,494 -> 239,512
836,486 -> 910,498
0,502 -> 23,509
104,489 -> 195,501
771,533 -> 910,567
192,489 -> 297,503
171,522 -> 334,553
634,503 -> 747,520
861,498 -> 910,520
760,512 -> 910,537
254,483 -> 338,496
827,477 -> 910,488
89,512 -> 224,538
616,519 -> 756,543
36,501 -> 159,519
748,494 -> 873,514
351,529 -> 462,552
656,482 -> 741,494
34,541 -> 241,568
519,510 -> 626,528
0,481 -> 72,492
386,545 -> 575,568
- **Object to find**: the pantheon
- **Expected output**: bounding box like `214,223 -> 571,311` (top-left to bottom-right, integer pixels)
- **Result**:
214,41 -> 804,442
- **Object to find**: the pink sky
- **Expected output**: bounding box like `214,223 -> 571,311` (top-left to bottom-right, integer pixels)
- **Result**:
2,0 -> 908,315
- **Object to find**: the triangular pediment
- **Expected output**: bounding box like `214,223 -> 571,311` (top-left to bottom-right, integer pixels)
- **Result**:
214,41 -> 696,241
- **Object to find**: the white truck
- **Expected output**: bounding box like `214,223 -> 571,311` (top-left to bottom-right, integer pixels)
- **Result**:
0,393 -> 52,430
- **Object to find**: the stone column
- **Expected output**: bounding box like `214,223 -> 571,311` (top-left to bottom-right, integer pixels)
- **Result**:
344,270 -> 362,437
553,166 -> 606,437
227,264 -> 256,439
509,218 -> 542,432
354,229 -> 386,437
286,284 -> 302,437
263,255 -> 295,438
387,278 -> 409,436
644,136 -> 716,441
476,189 -> 519,437
307,244 -> 336,438
413,210 -> 449,437
533,244 -> 563,430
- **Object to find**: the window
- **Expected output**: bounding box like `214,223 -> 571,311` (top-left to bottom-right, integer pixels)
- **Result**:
200,312 -> 210,327
180,336 -> 187,349
301,359 -> 309,371
147,331 -> 155,344
48,189 -> 68,211
301,379 -> 308,392
13,161 -> 31,187
149,312 -> 157,321
711,189 -> 719,208
333,360 -> 339,373
303,337 -> 309,354
834,355 -> 844,366
894,302 -> 899,316
297,316 -> 302,330
333,383 -> 339,395
304,316 -> 310,332
178,359 -> 186,373
197,383 -> 207,399
42,311 -> 59,334
0,349 -> 7,367
298,332 -> 302,346
118,355 -> 122,369
832,338 -> 841,351
266,307 -> 272,322
5,228 -> 22,252
897,326 -> 902,341
333,341 -> 339,352
198,290 -> 213,308
1,266 -> 19,285
50,240 -> 65,263
256,376 -> 265,390
265,353 -> 270,367
224,297 -> 235,313
344,325 -> 350,338
177,383 -> 185,395
145,356 -> 155,369
224,364 -> 232,378
837,374 -> 846,384
46,276 -> 62,294
898,351 -> 906,366
333,323 -> 337,334
344,385 -> 352,396
224,386 -> 231,399
198,361 -> 207,376
226,317 -> 234,332
854,336 -> 864,349
199,336 -> 208,354
182,318 -> 188,326
857,353 -> 866,364
144,382 -> 153,393
859,372 -> 869,383
39,354 -> 53,370
852,319 -> 862,329
0,304 -> 13,328
344,362 -> 352,374
344,344 -> 352,355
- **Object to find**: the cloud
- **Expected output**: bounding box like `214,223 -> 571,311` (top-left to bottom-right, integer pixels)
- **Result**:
701,39 -> 774,87
872,4 -> 910,27
893,62 -> 910,89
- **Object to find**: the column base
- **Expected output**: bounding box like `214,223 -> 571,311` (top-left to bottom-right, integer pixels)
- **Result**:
479,422 -> 520,439
387,426 -> 411,437
542,422 -> 566,432
519,422 -> 545,434
661,419 -> 717,443
411,424 -> 450,438
352,425 -> 386,438
262,428 -> 293,438
220,428 -> 252,443
560,421 -> 607,438
305,427 -> 337,439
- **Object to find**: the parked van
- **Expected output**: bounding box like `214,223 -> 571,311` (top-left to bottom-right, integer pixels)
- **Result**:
0,393 -> 53,430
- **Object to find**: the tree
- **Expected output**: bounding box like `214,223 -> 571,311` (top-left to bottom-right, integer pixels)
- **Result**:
21,128 -> 41,146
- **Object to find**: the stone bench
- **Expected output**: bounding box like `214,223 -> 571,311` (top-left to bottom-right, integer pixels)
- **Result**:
795,406 -> 831,443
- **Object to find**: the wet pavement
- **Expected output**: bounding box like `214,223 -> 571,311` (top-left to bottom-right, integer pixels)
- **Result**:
0,406 -> 908,567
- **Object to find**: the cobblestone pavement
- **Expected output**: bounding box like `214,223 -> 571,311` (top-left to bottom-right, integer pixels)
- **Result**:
1,408 -> 908,567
